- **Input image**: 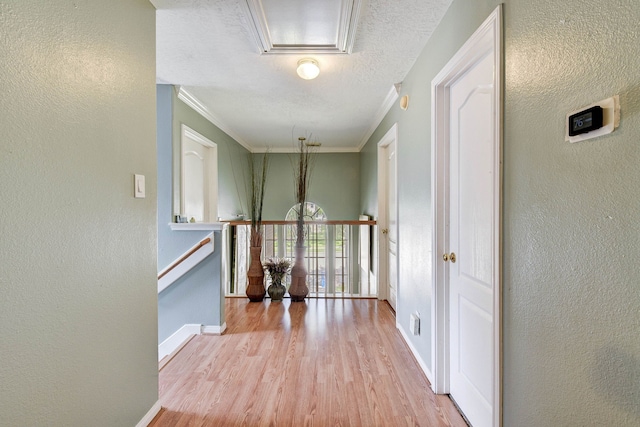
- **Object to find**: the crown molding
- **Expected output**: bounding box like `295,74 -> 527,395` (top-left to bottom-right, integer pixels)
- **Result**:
356,85 -> 399,152
177,85 -> 397,154
177,86 -> 254,152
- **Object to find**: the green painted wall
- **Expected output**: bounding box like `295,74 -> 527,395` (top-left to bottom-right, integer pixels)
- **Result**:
359,140 -> 378,218
157,86 -> 226,343
171,89 -> 249,222
361,0 -> 640,425
259,153 -> 361,220
0,1 -> 158,425
169,94 -> 360,222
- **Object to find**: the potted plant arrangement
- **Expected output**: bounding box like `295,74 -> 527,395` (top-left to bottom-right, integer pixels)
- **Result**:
288,136 -> 315,302
245,152 -> 270,302
263,258 -> 291,302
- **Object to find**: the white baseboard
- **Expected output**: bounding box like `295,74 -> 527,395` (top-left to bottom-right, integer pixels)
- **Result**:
158,324 -> 201,361
159,323 -> 227,362
397,323 -> 434,385
201,322 -> 226,335
136,400 -> 161,427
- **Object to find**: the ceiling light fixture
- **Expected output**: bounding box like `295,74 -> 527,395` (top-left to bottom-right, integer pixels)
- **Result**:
296,58 -> 320,80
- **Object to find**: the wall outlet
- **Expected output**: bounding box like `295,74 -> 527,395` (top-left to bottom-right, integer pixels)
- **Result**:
409,313 -> 420,336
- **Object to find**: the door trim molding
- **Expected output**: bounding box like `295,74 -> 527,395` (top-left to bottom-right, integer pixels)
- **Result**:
377,123 -> 398,302
430,5 -> 502,426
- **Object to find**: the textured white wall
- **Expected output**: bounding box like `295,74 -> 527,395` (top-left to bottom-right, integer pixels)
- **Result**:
362,0 -> 640,425
0,1 -> 158,425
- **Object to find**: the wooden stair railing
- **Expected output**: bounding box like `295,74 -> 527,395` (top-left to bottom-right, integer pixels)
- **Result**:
158,237 -> 211,280
224,220 -> 377,226
224,220 -> 378,298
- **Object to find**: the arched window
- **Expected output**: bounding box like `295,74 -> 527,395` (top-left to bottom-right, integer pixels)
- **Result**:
284,202 -> 327,256
283,202 -> 327,292
285,201 -> 327,221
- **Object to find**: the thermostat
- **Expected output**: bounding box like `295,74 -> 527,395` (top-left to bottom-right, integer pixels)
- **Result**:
565,95 -> 620,143
568,106 -> 603,136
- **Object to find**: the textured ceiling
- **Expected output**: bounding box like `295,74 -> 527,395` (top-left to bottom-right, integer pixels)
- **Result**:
152,0 -> 452,152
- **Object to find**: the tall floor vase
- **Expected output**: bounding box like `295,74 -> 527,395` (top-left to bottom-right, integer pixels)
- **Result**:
288,246 -> 309,302
246,246 -> 266,302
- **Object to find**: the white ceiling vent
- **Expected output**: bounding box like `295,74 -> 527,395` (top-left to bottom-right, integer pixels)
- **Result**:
243,0 -> 363,54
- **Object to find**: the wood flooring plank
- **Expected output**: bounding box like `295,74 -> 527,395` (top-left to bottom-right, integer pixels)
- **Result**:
149,298 -> 468,427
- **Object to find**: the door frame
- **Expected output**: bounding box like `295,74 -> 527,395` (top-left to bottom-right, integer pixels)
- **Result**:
430,5 -> 502,426
377,123 -> 398,304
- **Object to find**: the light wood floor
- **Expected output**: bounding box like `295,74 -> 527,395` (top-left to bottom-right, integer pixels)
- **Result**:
150,298 -> 468,427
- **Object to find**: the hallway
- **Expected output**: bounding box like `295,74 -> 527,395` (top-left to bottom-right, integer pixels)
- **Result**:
150,298 -> 467,426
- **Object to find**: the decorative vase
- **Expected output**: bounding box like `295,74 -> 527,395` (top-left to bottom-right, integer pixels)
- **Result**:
246,246 -> 266,302
288,246 -> 309,302
267,277 -> 286,302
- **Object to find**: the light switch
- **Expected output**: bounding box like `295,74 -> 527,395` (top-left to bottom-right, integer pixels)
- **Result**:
134,174 -> 145,198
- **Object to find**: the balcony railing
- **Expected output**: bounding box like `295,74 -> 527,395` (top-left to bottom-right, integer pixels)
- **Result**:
224,220 -> 377,298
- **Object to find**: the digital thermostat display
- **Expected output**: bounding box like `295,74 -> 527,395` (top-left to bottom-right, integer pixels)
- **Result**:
569,106 -> 603,136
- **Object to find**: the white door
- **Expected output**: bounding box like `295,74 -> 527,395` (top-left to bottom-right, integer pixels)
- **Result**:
386,139 -> 398,311
432,7 -> 501,427
182,137 -> 207,222
448,50 -> 495,427
181,125 -> 218,223
377,124 -> 399,312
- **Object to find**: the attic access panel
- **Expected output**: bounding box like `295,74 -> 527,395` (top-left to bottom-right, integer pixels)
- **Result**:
244,0 -> 362,54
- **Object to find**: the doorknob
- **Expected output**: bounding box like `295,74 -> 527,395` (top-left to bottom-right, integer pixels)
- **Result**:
443,252 -> 457,263
382,229 -> 389,234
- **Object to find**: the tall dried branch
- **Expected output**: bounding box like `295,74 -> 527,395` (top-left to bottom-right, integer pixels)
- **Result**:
290,136 -> 316,247
246,151 -> 270,247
